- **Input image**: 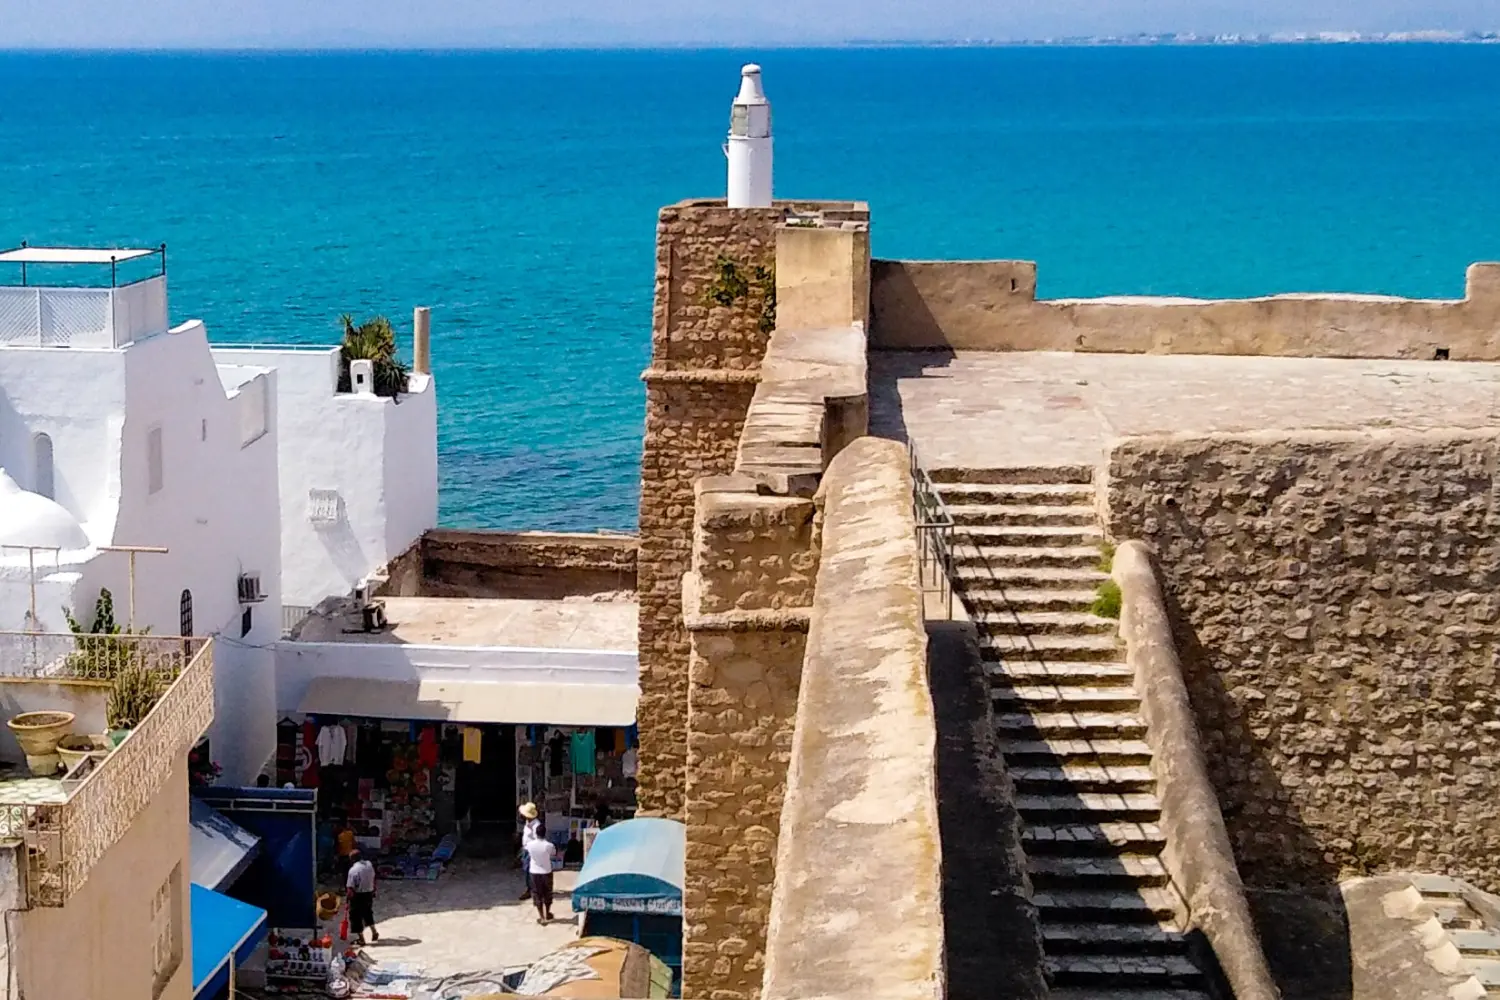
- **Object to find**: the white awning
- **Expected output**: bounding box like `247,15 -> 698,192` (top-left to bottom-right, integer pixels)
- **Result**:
297,677 -> 638,727
0,246 -> 158,264
189,798 -> 262,892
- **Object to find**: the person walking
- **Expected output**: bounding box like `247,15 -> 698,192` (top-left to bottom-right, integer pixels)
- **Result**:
345,849 -> 380,945
518,802 -> 540,901
524,824 -> 557,924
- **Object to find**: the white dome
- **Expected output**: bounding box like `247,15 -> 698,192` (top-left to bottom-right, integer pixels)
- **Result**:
0,469 -> 89,551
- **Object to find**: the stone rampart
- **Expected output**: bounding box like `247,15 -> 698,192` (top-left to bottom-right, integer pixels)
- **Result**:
1113,540 -> 1280,1000
636,198 -> 869,818
761,437 -> 944,1000
1107,430 -> 1500,893
872,259 -> 1500,359
376,529 -> 636,600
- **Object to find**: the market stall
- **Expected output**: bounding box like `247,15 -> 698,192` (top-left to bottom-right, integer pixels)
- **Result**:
572,818 -> 683,993
516,724 -> 638,862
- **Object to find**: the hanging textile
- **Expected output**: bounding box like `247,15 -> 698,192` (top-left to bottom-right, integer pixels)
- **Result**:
570,730 -> 597,775
462,727 -> 483,764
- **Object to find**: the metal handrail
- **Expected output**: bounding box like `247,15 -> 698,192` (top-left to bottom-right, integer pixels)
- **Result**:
909,443 -> 956,620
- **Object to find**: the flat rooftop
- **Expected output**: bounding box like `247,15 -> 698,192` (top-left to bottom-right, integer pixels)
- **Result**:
871,350 -> 1500,470
297,596 -> 637,651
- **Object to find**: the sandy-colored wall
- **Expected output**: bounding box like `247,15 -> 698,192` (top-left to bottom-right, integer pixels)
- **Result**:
762,438 -> 944,1000
19,761 -> 193,1000
871,259 -> 1500,360
379,529 -> 638,600
1107,430 -> 1500,892
636,199 -> 867,817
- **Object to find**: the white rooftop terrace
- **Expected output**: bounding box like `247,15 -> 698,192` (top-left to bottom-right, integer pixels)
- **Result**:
0,243 -> 169,350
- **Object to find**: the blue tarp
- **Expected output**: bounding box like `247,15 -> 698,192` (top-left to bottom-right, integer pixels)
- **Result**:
573,818 -> 685,915
190,883 -> 269,998
189,798 -> 261,892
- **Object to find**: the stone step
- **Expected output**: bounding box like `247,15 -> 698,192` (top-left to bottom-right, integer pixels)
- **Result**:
992,685 -> 1141,711
1030,853 -> 1170,888
1032,886 -> 1180,922
935,482 -> 1098,507
955,545 -> 1103,570
996,711 -> 1148,740
929,465 -> 1095,486
964,587 -> 1100,612
947,504 -> 1099,527
955,524 -> 1105,548
1016,791 -> 1163,821
977,610 -> 1118,636
988,660 -> 1136,686
1010,764 -> 1157,793
1452,929 -> 1500,955
1042,922 -> 1188,954
999,738 -> 1155,766
956,565 -> 1109,590
980,632 -> 1122,661
1044,953 -> 1204,988
1017,790 -> 1163,821
1469,958 -> 1500,989
1023,821 -> 1165,854
1047,989 -> 1212,1000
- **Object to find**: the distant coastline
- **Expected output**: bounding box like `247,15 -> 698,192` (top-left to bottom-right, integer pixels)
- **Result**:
841,31 -> 1500,48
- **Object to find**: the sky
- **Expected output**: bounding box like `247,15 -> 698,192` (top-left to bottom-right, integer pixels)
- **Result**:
0,0 -> 1494,48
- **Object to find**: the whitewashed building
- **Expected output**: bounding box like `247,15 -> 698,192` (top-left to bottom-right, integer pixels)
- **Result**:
0,246 -> 438,783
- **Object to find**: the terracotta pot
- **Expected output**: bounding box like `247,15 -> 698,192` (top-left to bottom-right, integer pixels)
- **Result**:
7,711 -> 76,776
57,734 -> 109,774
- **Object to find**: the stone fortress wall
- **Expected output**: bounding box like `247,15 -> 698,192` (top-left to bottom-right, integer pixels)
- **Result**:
1106,431 -> 1500,893
871,258 -> 1500,359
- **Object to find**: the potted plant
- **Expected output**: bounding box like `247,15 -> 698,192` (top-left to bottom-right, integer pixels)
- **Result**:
57,733 -> 110,773
7,711 -> 76,775
336,314 -> 411,398
63,588 -> 147,681
106,663 -> 166,744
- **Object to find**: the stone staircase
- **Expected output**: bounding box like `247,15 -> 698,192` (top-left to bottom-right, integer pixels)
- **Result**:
1412,874 -> 1500,996
932,465 -> 1214,1000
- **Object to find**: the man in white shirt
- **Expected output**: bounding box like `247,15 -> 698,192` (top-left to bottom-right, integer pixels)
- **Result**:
345,849 -> 379,945
524,826 -> 557,924
518,802 -> 540,900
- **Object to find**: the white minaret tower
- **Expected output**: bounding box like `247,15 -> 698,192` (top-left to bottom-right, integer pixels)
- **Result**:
726,63 -> 773,208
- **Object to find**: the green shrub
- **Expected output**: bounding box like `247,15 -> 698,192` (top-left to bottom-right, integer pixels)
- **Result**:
1091,579 -> 1122,620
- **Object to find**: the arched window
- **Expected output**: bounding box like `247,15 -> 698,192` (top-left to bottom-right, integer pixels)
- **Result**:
179,589 -> 193,638
33,433 -> 53,499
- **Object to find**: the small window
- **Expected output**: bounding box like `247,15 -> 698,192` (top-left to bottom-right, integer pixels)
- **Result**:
179,590 -> 193,657
200,418 -> 208,442
150,863 -> 184,997
241,606 -> 253,638
33,433 -> 53,499
147,426 -> 163,494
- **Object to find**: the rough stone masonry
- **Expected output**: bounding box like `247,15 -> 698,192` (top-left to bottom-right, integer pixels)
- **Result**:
1107,429 -> 1500,893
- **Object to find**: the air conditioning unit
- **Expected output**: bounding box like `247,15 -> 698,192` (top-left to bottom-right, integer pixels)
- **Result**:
237,572 -> 266,605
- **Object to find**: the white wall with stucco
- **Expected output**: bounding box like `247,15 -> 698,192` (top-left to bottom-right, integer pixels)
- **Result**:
0,319 -> 283,783
211,347 -> 438,612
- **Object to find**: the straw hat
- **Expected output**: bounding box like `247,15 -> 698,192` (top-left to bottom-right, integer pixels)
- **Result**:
519,802 -> 538,820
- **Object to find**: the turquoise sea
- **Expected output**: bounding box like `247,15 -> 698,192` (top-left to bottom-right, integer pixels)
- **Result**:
2,46 -> 1499,529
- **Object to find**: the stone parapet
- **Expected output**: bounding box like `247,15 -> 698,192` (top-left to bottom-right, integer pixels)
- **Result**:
1113,540 -> 1281,1000
761,437 -> 944,1000
872,258 -> 1500,359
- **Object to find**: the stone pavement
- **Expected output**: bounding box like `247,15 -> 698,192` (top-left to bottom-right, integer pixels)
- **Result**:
871,350 -> 1500,470
332,857 -> 583,979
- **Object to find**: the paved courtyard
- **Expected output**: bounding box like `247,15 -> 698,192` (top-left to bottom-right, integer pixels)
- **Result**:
871,350 -> 1500,470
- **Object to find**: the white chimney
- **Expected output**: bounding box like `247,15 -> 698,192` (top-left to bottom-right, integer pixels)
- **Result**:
726,63 -> 773,209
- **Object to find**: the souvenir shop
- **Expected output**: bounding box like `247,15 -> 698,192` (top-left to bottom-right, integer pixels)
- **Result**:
275,715 -> 638,874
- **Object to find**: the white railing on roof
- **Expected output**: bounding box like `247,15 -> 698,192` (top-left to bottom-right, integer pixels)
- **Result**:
0,275 -> 168,349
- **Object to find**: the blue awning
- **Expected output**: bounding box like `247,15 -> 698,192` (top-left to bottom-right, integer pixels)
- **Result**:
574,818 -> 685,915
189,798 -> 261,892
191,884 -> 269,998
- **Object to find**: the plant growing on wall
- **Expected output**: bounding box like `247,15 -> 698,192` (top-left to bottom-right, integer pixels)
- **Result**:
337,314 -> 411,398
62,588 -> 149,680
704,256 -> 777,335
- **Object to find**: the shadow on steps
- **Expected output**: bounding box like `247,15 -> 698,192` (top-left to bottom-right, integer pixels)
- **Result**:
928,619 -> 1049,1000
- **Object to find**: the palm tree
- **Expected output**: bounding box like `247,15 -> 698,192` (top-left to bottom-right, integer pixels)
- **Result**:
337,314 -> 411,398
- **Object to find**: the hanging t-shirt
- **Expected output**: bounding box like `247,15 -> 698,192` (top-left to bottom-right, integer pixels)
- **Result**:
622,748 -> 638,778
417,726 -> 440,769
462,727 -> 483,763
570,730 -> 596,775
